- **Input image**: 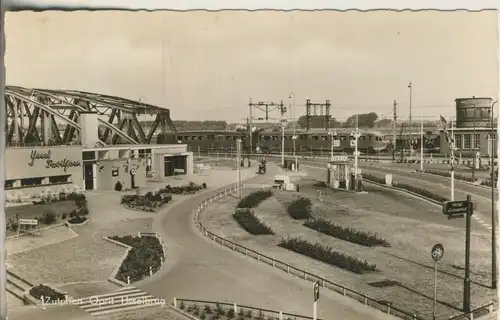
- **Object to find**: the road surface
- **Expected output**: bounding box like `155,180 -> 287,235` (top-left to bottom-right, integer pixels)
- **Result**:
138,167 -> 397,320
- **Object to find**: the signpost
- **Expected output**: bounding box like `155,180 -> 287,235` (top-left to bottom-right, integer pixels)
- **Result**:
17,219 -> 39,236
313,281 -> 320,320
431,243 -> 444,320
442,195 -> 473,313
442,200 -> 469,219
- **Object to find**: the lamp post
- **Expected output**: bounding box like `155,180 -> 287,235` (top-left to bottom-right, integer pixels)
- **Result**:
491,100 -> 498,289
351,115 -> 360,190
289,92 -> 296,159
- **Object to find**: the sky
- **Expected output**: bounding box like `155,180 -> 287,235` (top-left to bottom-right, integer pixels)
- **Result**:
4,10 -> 499,122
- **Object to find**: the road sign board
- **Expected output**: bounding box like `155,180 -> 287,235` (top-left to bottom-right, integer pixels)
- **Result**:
280,119 -> 288,128
330,155 -> 348,162
19,219 -> 38,226
442,200 -> 469,217
313,281 -> 320,302
431,243 -> 444,262
333,140 -> 340,147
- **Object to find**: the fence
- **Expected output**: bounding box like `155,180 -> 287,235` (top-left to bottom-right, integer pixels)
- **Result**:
191,184 -> 422,320
447,302 -> 495,320
174,298 -> 324,320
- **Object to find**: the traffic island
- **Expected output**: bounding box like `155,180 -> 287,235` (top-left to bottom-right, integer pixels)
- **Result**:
198,179 -> 497,319
104,233 -> 166,286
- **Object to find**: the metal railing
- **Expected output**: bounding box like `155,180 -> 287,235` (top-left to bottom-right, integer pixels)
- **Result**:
175,298 -> 324,320
447,302 -> 495,320
191,185 -> 423,320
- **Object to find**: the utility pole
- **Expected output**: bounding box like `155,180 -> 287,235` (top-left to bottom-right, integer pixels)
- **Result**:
451,116 -> 455,201
420,116 -> 424,172
248,99 -> 253,160
491,100 -> 498,289
393,100 -> 397,161
408,82 -> 413,159
236,139 -> 242,199
248,99 -> 286,158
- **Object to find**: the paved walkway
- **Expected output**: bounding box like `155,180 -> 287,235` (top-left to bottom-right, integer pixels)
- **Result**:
138,164 -> 397,320
7,166 -> 256,320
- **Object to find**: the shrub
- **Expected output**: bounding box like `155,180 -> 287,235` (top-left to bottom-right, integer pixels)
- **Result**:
227,309 -> 235,319
237,190 -> 273,208
121,191 -> 172,212
180,301 -> 185,309
68,215 -> 87,224
109,235 -> 164,283
362,174 -> 386,184
115,181 -> 123,191
204,305 -> 213,314
202,182 -> 207,189
395,182 -> 448,202
29,284 -> 65,301
38,211 -> 57,225
245,310 -> 253,318
159,182 -> 205,195
278,237 -> 377,274
287,197 -> 312,220
200,312 -> 206,320
304,218 -> 390,247
363,173 -> 448,202
233,209 -> 274,235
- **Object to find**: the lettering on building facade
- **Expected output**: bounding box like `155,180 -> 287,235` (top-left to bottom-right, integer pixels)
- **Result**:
28,150 -> 81,172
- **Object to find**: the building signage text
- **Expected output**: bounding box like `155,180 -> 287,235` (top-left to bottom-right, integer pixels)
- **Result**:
28,150 -> 81,172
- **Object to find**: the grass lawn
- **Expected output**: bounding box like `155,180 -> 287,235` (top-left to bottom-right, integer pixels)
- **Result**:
200,180 -> 496,320
5,201 -> 76,236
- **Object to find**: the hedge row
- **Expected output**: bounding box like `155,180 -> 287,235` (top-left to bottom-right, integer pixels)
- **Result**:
237,190 -> 273,208
29,284 -> 65,302
424,170 -> 493,187
287,197 -> 313,220
303,218 -> 390,247
233,209 -> 274,235
363,173 -> 449,203
278,237 -> 377,274
109,235 -> 164,283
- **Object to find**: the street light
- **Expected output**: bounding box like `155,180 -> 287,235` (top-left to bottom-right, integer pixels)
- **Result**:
350,115 -> 360,191
289,92 -> 296,157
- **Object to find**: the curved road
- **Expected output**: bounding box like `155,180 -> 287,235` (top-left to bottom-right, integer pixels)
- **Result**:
138,168 -> 397,320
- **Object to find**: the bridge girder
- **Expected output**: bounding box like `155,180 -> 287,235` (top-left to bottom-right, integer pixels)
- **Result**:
5,85 -> 177,147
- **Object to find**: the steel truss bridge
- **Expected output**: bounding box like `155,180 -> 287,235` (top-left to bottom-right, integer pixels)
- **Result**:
4,85 -> 177,147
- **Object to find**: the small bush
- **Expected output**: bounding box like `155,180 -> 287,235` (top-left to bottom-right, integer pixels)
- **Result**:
200,312 -> 207,320
233,209 -> 274,235
204,305 -> 213,314
180,301 -> 185,309
287,197 -> 312,220
202,182 -> 207,189
38,211 -> 57,225
279,237 -> 377,274
304,218 -> 390,247
245,310 -> 253,319
237,190 -> 273,208
29,284 -> 65,301
115,181 -> 123,191
68,215 -> 87,224
363,173 -> 448,202
227,308 -> 235,318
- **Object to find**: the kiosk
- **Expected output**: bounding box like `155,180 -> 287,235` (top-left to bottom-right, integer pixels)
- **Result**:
326,156 -> 351,190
